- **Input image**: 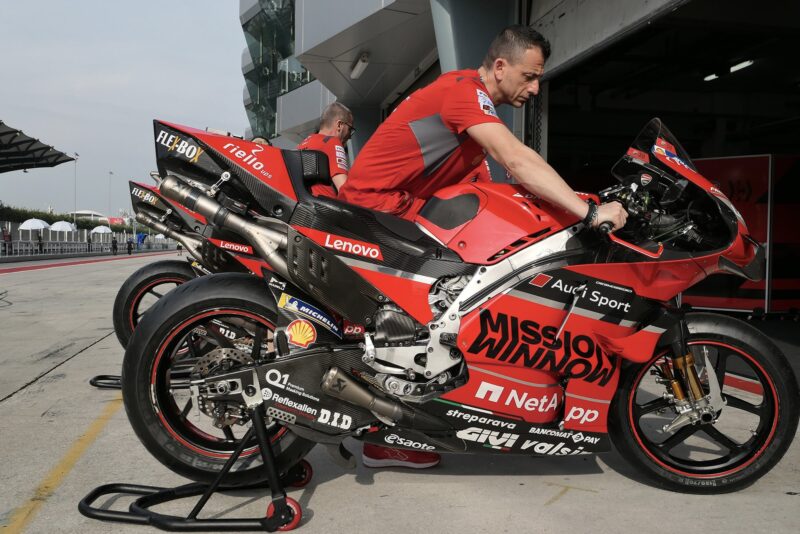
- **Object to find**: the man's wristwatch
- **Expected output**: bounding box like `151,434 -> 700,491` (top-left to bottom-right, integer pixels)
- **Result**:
583,200 -> 598,227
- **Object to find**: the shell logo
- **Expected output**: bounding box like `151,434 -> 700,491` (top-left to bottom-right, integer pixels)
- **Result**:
286,319 -> 317,348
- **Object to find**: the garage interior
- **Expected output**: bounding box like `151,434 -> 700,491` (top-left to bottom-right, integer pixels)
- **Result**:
545,0 -> 800,191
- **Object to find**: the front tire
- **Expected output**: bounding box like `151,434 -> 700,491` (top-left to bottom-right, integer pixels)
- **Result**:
112,260 -> 197,348
122,273 -> 315,486
610,312 -> 799,493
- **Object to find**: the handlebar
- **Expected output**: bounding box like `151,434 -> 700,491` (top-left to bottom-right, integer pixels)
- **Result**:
598,221 -> 614,235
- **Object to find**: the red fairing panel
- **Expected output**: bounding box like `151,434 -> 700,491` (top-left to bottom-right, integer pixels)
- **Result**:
457,293 -> 623,383
441,365 -> 563,424
350,267 -> 433,324
565,259 -> 708,302
160,121 -> 298,202
454,292 -> 631,432
416,183 -> 583,265
292,225 -> 433,324
230,256 -> 272,277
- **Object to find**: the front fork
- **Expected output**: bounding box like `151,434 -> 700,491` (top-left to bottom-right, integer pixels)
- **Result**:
658,318 -> 726,432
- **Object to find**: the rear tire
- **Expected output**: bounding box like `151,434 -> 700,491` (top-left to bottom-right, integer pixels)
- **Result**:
112,260 -> 197,348
122,273 -> 315,486
610,312 -> 799,493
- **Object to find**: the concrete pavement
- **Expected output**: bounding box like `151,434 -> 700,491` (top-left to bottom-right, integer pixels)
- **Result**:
0,254 -> 798,533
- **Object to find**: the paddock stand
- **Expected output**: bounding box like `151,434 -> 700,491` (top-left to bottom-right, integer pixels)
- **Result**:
89,374 -> 122,389
79,403 -> 311,532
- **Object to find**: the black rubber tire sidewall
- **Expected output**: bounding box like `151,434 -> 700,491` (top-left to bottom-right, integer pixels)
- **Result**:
609,312 -> 800,494
122,272 -> 315,486
112,260 -> 197,348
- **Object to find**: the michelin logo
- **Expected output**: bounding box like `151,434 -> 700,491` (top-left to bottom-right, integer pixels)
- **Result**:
278,293 -> 342,338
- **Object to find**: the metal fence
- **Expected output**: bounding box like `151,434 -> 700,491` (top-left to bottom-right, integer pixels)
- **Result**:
1,221 -> 175,259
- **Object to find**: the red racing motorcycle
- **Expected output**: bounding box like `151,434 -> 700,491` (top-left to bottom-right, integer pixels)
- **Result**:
121,118 -> 798,528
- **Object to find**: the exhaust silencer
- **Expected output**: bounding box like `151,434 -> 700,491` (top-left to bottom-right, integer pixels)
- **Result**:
135,212 -> 204,261
321,367 -> 449,431
159,175 -> 289,277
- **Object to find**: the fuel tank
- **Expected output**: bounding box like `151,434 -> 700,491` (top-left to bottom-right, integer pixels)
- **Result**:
415,183 -> 585,264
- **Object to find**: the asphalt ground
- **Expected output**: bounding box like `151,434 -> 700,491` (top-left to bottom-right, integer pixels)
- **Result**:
0,254 -> 798,533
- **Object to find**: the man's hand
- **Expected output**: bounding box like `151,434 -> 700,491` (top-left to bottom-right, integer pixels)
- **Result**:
595,201 -> 627,230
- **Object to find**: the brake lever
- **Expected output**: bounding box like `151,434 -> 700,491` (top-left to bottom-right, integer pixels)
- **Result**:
597,221 -> 664,259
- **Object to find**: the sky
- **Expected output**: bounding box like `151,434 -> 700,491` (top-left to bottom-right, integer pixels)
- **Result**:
0,0 -> 249,217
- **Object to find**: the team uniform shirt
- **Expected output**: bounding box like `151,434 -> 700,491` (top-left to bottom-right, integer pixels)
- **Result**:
462,158 -> 493,183
338,69 -> 504,219
297,133 -> 349,198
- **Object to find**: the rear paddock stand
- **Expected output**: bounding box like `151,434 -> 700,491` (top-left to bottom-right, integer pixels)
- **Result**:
89,374 -> 122,389
79,404 -> 311,532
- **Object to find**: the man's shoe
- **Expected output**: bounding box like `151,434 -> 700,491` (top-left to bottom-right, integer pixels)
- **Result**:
362,443 -> 440,469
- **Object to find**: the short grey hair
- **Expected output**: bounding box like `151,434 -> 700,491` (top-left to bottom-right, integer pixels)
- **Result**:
319,102 -> 353,129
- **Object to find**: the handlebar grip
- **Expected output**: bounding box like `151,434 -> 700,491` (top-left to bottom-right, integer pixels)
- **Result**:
598,221 -> 614,235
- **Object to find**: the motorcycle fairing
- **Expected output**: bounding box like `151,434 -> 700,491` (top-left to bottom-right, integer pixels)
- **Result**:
440,364 -> 564,425
416,182 -> 586,265
154,121 -> 301,223
608,118 -> 762,278
564,258 -> 711,303
289,199 -> 474,324
449,255 -> 687,434
368,398 -> 612,455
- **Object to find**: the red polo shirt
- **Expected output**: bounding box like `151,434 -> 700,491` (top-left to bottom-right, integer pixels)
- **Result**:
297,133 -> 349,198
338,69 -> 503,219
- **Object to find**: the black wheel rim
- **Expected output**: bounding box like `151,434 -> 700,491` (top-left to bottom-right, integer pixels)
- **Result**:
129,277 -> 188,330
150,308 -> 281,459
629,340 -> 778,478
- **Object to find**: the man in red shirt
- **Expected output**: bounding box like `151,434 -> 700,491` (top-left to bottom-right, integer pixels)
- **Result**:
297,102 -> 354,198
339,25 -> 626,230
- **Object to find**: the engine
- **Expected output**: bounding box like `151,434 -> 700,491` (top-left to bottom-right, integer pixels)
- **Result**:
428,275 -> 472,319
355,274 -> 474,403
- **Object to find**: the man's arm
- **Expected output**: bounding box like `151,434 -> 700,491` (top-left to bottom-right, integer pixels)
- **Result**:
331,173 -> 347,190
466,122 -> 626,228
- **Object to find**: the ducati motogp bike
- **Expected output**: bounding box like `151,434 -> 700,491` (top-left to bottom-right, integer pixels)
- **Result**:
122,118 -> 799,528
113,176 -> 277,347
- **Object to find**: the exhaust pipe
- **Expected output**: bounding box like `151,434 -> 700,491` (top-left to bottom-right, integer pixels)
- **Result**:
159,175 -> 289,277
321,367 -> 449,431
135,212 -> 204,261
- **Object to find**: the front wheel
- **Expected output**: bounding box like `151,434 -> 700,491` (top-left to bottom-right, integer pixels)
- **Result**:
610,312 -> 799,493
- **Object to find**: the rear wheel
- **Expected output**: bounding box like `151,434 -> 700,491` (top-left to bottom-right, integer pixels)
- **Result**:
112,260 -> 197,348
122,273 -> 315,486
610,313 -> 799,493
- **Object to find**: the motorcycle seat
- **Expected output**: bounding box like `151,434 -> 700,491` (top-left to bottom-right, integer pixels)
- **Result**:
282,149 -> 462,262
